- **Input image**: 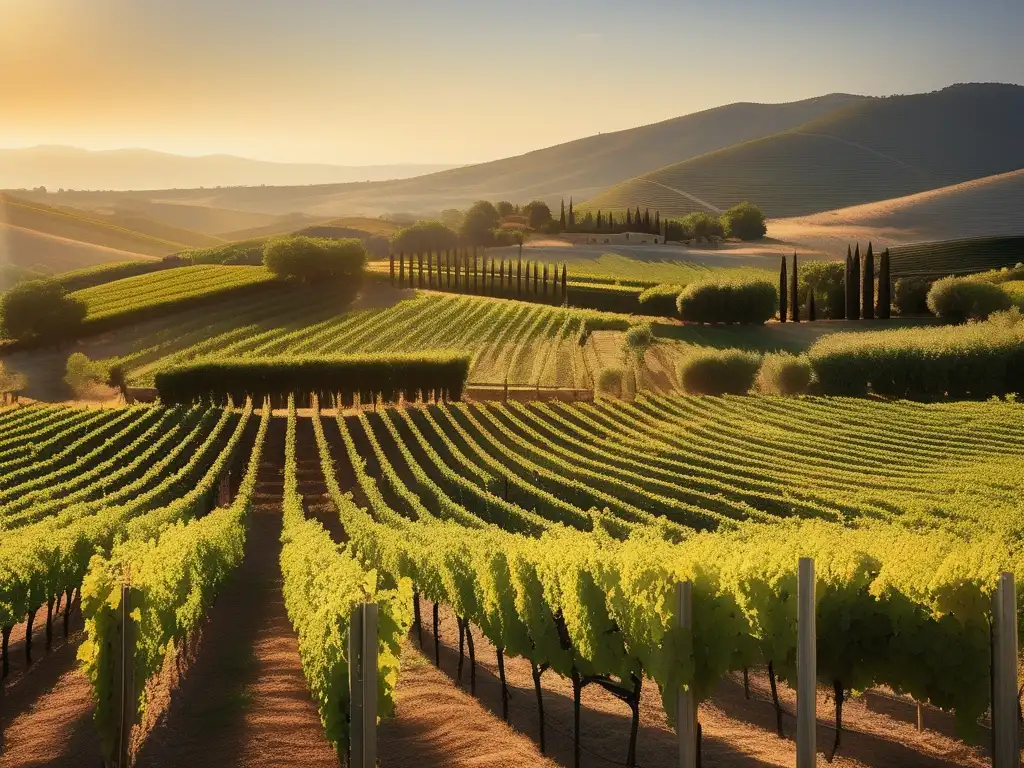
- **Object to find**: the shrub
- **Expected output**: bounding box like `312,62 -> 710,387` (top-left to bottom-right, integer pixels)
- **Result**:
961,262 -> 1024,285
490,228 -> 525,247
893,277 -> 934,315
679,212 -> 725,240
623,323 -> 654,361
390,220 -> 458,254
459,201 -> 502,245
798,261 -> 846,319
676,279 -> 777,324
678,349 -> 761,395
807,320 -> 1024,399
755,352 -> 813,395
523,201 -> 553,230
567,283 -> 645,313
0,279 -> 87,341
926,276 -> 1011,322
263,237 -> 367,282
65,353 -> 112,398
154,352 -> 471,407
720,202 -> 766,241
185,239 -> 267,266
638,284 -> 683,317
597,366 -> 625,397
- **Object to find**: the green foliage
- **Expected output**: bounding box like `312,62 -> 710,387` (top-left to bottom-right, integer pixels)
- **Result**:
676,279 -> 777,324
624,323 -> 654,357
64,353 -> 109,396
926,276 -> 1012,322
459,200 -> 502,245
755,352 -> 813,395
597,366 -> 625,397
893,276 -> 935,316
0,279 -> 87,341
678,212 -> 725,240
720,202 -> 766,240
263,236 -> 367,282
637,284 -> 683,317
153,352 -> 472,407
798,261 -> 846,320
678,349 -> 762,395
971,262 -> 1024,284
495,201 -> 515,217
390,220 -> 458,254
807,318 -> 1024,398
523,200 -> 553,230
184,238 -> 268,266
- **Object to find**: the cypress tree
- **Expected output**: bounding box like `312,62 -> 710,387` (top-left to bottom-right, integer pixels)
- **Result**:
779,255 -> 788,323
608,211 -> 615,231
852,244 -> 861,319
446,249 -> 451,289
389,253 -> 395,285
790,252 -> 800,323
490,258 -> 496,294
626,208 -> 633,228
596,210 -> 603,230
399,252 -> 405,285
878,248 -> 891,319
517,259 -> 522,294
862,242 -> 875,319
560,199 -> 566,230
499,259 -> 505,292
543,264 -> 549,298
561,263 -> 567,302
643,208 -> 651,232
843,245 -> 853,320
654,210 -> 661,234
417,252 -> 423,288
808,289 -> 817,321
534,261 -> 539,294
427,251 -> 433,288
635,206 -> 642,229
473,248 -> 479,294
568,198 -> 575,231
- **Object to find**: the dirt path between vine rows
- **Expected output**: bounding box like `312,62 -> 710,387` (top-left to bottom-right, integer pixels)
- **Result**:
413,601 -> 989,768
137,422 -> 339,768
0,598 -> 100,768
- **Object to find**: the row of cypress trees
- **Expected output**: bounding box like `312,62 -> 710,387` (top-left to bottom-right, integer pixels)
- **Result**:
778,245 -> 892,323
844,243 -> 892,320
389,250 -> 568,302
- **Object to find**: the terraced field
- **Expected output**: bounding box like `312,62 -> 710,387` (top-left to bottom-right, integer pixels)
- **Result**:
888,235 -> 1024,277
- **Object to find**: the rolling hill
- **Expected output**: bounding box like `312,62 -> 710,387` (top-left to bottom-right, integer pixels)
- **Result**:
0,146 -> 458,191
0,223 -> 154,273
9,94 -> 865,218
769,169 -> 1024,255
581,83 -> 1024,219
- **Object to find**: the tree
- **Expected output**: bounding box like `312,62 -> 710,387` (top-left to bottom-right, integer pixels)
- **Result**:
533,262 -> 539,294
790,253 -> 800,323
559,199 -> 566,230
543,264 -> 549,297
852,244 -> 861,320
0,279 -> 87,342
263,236 -> 366,283
440,208 -> 464,230
417,252 -> 424,288
635,206 -> 642,230
561,264 -> 567,302
568,198 -> 575,231
779,256 -> 788,323
517,259 -> 523,295
878,249 -> 892,319
496,200 -> 515,217
391,220 -> 458,254
399,252 -> 406,285
720,202 -> 767,240
459,201 -> 501,245
643,208 -> 651,232
626,208 -> 633,228
389,253 -> 395,285
862,242 -> 875,320
844,245 -> 853,320
808,290 -> 816,321
596,210 -> 603,230
654,211 -> 661,236
680,212 -> 725,240
523,200 -> 553,230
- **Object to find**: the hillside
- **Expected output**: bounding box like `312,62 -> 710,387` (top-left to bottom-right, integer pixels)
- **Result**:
9,95 -> 865,218
0,193 -> 194,258
769,169 -> 1024,255
0,222 -> 154,273
0,146 -> 457,191
582,83 -> 1024,219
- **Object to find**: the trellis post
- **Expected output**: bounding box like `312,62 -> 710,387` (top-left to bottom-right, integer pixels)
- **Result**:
675,581 -> 697,768
349,603 -> 378,768
993,572 -> 1019,768
797,558 -> 816,768
108,584 -> 136,768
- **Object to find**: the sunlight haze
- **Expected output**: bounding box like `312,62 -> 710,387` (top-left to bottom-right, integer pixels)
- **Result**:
2,0 -> 1022,165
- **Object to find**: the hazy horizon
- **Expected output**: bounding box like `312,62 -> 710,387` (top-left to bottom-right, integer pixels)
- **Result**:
3,0 -> 1022,167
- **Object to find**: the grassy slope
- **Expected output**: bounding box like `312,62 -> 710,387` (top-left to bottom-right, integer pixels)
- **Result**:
582,83 -> 1024,219
0,194 -> 188,256
889,235 -> 1024,277
12,95 -> 865,217
769,169 -> 1024,255
0,222 -> 155,274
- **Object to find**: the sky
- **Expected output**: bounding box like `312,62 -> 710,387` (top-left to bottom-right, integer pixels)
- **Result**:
1,0 -> 1022,166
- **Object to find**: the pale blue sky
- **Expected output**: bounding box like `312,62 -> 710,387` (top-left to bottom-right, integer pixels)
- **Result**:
1,0 -> 1021,164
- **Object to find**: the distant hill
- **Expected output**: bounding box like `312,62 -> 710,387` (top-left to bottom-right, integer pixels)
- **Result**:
0,146 -> 458,192
769,169 -> 1024,255
582,83 -> 1024,219
13,94 -> 865,217
0,223 -> 154,274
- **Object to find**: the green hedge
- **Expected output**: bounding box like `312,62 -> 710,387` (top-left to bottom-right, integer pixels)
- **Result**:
638,284 -> 683,317
807,316 -> 1024,399
678,349 -> 762,395
155,353 -> 472,407
926,276 -> 1012,322
676,279 -> 777,324
567,282 -> 649,314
